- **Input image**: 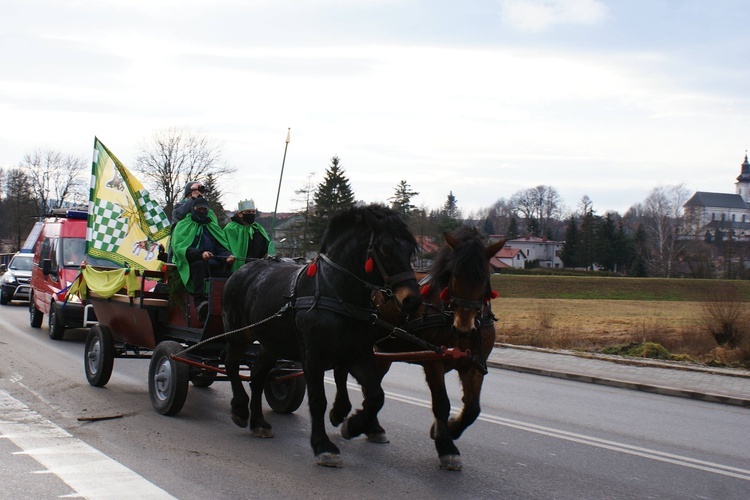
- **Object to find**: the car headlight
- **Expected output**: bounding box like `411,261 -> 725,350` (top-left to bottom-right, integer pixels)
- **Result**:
3,273 -> 17,284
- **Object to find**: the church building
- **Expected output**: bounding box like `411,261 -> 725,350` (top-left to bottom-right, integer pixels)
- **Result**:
683,154 -> 750,241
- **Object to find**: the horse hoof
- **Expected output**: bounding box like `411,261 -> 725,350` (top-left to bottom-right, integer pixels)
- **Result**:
367,432 -> 389,444
231,413 -> 248,428
340,419 -> 351,440
251,427 -> 274,438
439,455 -> 463,471
316,452 -> 343,468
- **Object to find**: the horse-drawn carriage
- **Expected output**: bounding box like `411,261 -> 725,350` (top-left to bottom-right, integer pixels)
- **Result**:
77,204 -> 505,471
76,264 -> 306,416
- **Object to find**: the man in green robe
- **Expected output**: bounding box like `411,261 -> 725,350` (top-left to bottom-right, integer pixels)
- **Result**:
172,196 -> 235,320
223,199 -> 272,273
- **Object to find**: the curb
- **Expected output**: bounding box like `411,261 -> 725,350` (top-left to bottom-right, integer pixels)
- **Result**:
495,343 -> 750,378
487,352 -> 750,408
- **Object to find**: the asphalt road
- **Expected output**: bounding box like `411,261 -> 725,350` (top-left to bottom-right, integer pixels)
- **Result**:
1,302 -> 749,499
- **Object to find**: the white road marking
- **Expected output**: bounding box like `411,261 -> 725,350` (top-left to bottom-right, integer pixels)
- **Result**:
326,376 -> 750,481
0,390 -> 175,499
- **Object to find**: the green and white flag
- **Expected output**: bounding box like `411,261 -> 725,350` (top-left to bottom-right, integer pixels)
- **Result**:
87,138 -> 170,270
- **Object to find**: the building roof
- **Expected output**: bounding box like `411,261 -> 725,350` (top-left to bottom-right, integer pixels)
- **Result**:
415,235 -> 439,254
684,192 -> 748,210
737,154 -> 750,183
495,247 -> 523,259
490,257 -> 511,269
507,235 -> 562,245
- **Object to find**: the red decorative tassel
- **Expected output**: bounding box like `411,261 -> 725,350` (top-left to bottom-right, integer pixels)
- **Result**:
420,285 -> 431,298
490,289 -> 499,299
365,257 -> 374,273
439,288 -> 450,303
307,262 -> 317,276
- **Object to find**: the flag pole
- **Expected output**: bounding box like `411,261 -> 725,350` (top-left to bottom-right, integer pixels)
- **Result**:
269,128 -> 290,254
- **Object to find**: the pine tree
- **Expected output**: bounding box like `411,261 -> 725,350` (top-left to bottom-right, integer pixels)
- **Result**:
311,156 -> 355,242
578,209 -> 597,270
506,216 -> 520,240
203,173 -> 228,224
389,180 -> 419,220
482,217 -> 495,236
436,191 -> 461,238
527,217 -> 540,237
595,213 -> 616,271
560,215 -> 579,267
613,219 -> 635,274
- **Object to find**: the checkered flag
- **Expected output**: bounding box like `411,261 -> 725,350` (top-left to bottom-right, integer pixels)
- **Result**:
90,198 -> 128,253
134,189 -> 170,235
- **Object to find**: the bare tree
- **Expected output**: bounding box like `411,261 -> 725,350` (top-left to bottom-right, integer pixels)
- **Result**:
643,184 -> 690,277
134,128 -> 235,217
290,172 -> 316,258
22,149 -> 87,215
510,185 -> 563,237
578,195 -> 593,216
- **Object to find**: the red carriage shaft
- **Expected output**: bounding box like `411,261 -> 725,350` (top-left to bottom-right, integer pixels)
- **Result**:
374,347 -> 469,362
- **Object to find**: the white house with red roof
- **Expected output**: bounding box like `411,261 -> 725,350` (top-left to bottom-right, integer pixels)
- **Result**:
489,235 -> 563,270
490,246 -> 527,270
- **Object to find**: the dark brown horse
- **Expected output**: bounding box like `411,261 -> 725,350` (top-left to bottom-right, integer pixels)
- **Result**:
222,204 -> 422,467
330,226 -> 505,470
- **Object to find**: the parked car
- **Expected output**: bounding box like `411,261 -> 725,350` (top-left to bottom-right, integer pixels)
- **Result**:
0,252 -> 33,304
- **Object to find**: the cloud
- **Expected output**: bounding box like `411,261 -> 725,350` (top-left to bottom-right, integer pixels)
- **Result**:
499,0 -> 608,32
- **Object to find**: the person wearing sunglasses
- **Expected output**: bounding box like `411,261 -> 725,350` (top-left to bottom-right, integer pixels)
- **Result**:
172,180 -> 209,223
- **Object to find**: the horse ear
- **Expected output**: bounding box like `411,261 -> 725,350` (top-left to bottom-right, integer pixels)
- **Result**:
444,232 -> 458,249
485,239 -> 507,259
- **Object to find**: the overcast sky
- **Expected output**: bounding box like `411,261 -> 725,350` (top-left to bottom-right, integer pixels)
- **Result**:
1,0 -> 749,217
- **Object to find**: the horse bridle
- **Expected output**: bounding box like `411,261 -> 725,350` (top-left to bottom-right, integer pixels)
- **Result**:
316,231 -> 416,299
363,232 -> 417,298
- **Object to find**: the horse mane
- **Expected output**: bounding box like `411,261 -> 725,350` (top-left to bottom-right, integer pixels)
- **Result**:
320,204 -> 417,255
429,226 -> 487,290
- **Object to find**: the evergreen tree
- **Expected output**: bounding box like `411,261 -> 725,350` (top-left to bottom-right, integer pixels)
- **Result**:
506,216 -> 520,240
595,213 -> 616,271
578,209 -> 597,270
560,215 -> 579,267
203,173 -> 228,224
613,219 -> 635,274
482,216 -> 495,236
311,156 -> 355,242
443,191 -> 459,218
436,191 -> 461,238
2,168 -> 37,250
527,217 -> 540,237
389,180 -> 419,220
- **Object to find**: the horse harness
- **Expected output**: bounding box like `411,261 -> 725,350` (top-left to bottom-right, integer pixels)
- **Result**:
277,233 -> 436,351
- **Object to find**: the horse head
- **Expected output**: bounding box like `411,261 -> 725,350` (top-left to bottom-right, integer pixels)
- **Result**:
431,227 -> 505,334
320,204 -> 422,314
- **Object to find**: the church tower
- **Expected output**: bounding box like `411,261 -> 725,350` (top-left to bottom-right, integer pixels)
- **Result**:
735,152 -> 750,202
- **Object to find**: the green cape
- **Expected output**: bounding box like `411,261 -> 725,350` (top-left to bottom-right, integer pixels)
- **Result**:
171,211 -> 231,292
223,220 -> 271,272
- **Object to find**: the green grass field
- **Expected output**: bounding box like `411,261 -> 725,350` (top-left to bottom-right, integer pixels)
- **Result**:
490,274 -> 750,301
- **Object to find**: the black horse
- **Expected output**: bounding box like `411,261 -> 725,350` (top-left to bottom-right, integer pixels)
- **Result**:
330,226 -> 506,470
222,204 -> 422,467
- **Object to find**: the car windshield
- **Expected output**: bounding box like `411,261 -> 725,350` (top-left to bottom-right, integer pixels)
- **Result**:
10,255 -> 33,271
61,238 -> 118,268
